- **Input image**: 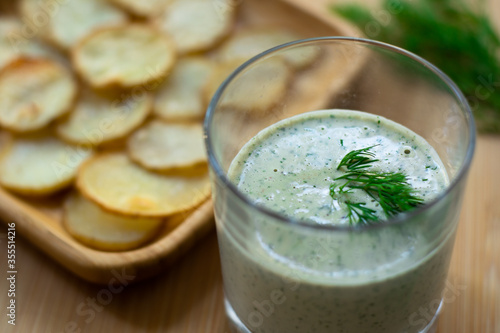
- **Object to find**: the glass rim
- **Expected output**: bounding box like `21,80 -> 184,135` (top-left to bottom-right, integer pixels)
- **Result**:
204,36 -> 476,232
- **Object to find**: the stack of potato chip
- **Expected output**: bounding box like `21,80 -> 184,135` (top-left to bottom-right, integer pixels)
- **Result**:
0,0 -> 315,251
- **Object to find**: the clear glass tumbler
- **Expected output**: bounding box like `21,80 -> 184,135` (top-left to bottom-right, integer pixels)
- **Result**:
204,37 -> 475,333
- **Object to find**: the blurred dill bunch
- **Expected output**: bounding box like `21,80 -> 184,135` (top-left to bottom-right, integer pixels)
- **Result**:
333,0 -> 500,133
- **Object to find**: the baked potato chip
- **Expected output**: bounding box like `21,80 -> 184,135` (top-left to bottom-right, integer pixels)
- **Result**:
0,17 -> 63,70
218,28 -> 319,69
77,153 -> 210,217
154,57 -> 214,121
18,0 -> 51,38
72,25 -> 176,89
0,135 -> 93,196
154,0 -> 236,54
205,58 -> 292,114
64,193 -> 163,251
0,58 -> 77,132
109,0 -> 172,17
56,88 -> 152,146
20,0 -> 127,50
128,121 -> 207,173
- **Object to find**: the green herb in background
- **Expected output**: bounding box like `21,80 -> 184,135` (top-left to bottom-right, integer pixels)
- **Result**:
332,0 -> 500,133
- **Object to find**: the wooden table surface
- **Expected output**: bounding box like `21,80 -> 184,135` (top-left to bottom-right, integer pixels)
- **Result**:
1,1 -> 500,332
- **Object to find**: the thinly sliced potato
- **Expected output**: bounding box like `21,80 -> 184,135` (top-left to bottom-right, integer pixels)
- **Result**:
18,0 -> 51,38
154,57 -> 214,121
204,58 -> 292,114
20,0 -> 127,50
64,193 -> 163,251
77,153 -> 210,217
0,135 -> 93,196
109,0 -> 172,17
72,25 -> 176,89
0,18 -> 29,69
218,28 -> 320,69
0,58 -> 77,132
154,0 -> 236,54
56,88 -> 152,146
0,17 -> 64,70
128,121 -> 207,173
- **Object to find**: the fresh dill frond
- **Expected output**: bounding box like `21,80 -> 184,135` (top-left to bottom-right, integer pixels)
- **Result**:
336,145 -> 379,171
344,201 -> 379,225
335,171 -> 425,218
330,146 -> 424,225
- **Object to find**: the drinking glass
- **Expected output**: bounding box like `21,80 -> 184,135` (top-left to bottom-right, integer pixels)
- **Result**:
204,37 -> 475,333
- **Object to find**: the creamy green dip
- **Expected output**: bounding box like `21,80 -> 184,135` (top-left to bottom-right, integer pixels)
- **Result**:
221,109 -> 452,333
230,110 -> 447,226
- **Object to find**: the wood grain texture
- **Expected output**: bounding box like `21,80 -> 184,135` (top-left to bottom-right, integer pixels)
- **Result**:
0,0 -> 499,332
439,135 -> 500,333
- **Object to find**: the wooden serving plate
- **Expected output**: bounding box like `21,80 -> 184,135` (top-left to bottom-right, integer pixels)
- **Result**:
0,0 -> 361,284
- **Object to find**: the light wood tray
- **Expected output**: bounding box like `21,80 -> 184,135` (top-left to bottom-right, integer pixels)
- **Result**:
0,0 -> 361,285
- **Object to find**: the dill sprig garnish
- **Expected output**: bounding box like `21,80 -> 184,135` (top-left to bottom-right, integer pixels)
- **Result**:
332,0 -> 500,133
330,146 -> 424,225
344,201 -> 379,225
336,145 -> 379,170
335,171 -> 425,218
